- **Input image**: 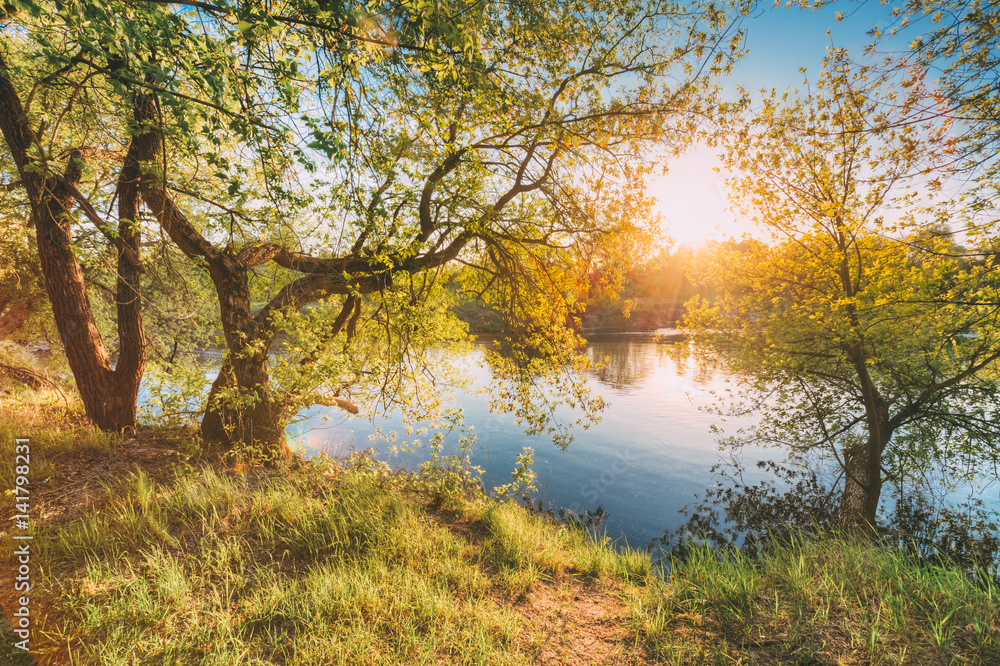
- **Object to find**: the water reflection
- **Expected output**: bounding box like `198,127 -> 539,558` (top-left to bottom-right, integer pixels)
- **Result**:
586,332 -> 725,391
143,335 -> 999,556
664,336 -> 728,386
587,341 -> 656,390
285,335 -> 767,553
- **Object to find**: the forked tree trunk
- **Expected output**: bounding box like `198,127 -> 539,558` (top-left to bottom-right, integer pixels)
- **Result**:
0,59 -> 146,431
120,90 -> 288,454
25,162 -> 144,430
197,264 -> 364,454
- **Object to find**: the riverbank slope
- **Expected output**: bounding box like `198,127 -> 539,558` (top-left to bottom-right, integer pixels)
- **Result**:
1,391 -> 997,665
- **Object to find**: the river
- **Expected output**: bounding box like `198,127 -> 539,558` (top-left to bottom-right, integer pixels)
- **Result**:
145,331 -> 999,553
285,331 -> 773,553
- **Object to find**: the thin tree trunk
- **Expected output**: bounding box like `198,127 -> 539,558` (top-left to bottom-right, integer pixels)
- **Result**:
831,220 -> 887,535
112,128 -> 149,424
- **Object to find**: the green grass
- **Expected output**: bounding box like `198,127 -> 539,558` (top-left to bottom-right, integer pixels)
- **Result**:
44,467 -> 503,664
31,440 -> 651,665
627,534 -> 1000,664
474,500 -> 653,594
0,385 -> 116,491
5,417 -> 999,664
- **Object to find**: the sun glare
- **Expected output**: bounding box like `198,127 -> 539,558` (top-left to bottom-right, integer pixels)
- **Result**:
650,146 -> 750,247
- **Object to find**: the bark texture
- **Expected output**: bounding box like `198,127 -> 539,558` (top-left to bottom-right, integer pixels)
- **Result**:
839,432 -> 889,535
198,257 -> 286,452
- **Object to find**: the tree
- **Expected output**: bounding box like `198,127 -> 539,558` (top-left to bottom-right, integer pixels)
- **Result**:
892,0 -> 1000,172
801,0 -> 1000,247
688,51 -> 1000,532
899,0 -> 1000,274
0,35 -> 146,430
1,0 -> 746,452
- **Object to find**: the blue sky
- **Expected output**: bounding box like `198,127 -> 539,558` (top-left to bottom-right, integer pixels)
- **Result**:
653,0 -> 922,246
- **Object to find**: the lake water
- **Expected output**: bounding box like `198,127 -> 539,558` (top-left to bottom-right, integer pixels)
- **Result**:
285,332 -> 773,552
142,332 -> 1000,553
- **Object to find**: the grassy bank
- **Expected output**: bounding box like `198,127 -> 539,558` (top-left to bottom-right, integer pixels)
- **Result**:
629,537 -> 999,664
1,402 -> 998,664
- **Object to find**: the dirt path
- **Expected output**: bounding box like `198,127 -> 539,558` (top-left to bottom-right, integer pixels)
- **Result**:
518,579 -> 648,665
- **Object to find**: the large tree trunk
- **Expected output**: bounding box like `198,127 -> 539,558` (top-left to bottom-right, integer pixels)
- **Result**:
839,430 -> 888,535
201,359 -> 288,454
28,160 -> 143,430
0,58 -> 145,431
832,225 -> 890,535
199,257 -> 287,455
197,263 -> 364,453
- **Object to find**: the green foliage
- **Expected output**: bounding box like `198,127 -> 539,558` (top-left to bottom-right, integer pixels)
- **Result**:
404,407 -> 486,504
688,50 -> 1000,522
138,358 -> 214,427
269,278 -> 474,427
3,0 -> 748,447
894,0 -> 1000,240
490,446 -> 537,502
485,344 -> 607,449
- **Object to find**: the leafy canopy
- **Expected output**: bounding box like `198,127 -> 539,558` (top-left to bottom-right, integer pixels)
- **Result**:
687,50 -> 1000,520
1,0 -> 746,445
